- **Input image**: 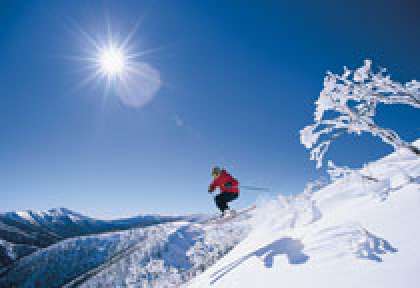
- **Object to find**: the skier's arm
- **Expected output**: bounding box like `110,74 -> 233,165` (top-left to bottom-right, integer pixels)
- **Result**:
208,183 -> 216,193
231,177 -> 239,187
208,178 -> 220,193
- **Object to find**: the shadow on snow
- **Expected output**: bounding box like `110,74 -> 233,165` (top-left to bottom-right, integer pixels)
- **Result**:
210,237 -> 309,285
355,230 -> 398,262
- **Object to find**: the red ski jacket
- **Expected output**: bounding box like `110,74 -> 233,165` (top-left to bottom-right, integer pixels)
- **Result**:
209,170 -> 239,194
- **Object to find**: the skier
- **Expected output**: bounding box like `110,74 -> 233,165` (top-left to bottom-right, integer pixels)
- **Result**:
208,166 -> 239,217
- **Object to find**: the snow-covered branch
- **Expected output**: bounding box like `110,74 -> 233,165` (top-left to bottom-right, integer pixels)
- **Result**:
301,60 -> 420,168
327,161 -> 378,183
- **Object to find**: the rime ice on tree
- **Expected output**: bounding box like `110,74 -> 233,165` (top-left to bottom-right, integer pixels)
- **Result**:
300,60 -> 420,168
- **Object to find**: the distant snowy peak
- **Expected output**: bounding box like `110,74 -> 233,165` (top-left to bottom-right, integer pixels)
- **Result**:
40,207 -> 88,220
5,207 -> 197,226
6,207 -> 90,226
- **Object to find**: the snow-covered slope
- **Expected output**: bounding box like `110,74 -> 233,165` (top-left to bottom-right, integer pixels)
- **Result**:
0,207 -> 187,244
0,217 -> 250,287
0,239 -> 36,268
188,144 -> 420,288
0,207 -> 191,270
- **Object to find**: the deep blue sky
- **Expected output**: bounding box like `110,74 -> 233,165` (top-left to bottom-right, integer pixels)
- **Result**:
1,0 -> 419,218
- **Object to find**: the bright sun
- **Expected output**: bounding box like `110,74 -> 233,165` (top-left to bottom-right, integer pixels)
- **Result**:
98,45 -> 126,77
71,21 -> 162,107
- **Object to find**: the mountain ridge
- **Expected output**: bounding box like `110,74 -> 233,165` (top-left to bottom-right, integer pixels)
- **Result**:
0,207 -> 193,270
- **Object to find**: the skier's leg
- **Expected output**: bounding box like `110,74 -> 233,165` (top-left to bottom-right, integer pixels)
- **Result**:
216,193 -> 231,214
224,193 -> 239,211
215,194 -> 228,213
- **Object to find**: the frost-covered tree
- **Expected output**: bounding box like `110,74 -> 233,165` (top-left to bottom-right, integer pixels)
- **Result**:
301,60 -> 420,168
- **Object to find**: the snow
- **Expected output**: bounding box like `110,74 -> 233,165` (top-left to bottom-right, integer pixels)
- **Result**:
15,211 -> 36,224
77,217 -> 251,287
1,142 -> 419,287
0,239 -> 37,268
187,145 -> 420,288
0,218 -> 250,287
0,207 -> 197,273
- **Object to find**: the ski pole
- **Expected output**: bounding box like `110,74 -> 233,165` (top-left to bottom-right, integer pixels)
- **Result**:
240,185 -> 271,192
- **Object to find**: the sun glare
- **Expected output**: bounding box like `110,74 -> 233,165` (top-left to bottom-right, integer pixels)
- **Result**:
98,45 -> 126,77
71,21 -> 162,107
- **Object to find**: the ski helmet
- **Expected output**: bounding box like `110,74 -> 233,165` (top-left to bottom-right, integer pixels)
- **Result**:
211,166 -> 222,177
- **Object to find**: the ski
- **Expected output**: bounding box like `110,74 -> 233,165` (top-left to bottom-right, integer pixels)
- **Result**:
201,205 -> 256,225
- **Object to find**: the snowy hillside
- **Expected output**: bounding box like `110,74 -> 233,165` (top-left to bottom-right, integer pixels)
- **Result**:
188,142 -> 420,288
0,207 -> 189,270
0,216 -> 250,287
0,239 -> 36,268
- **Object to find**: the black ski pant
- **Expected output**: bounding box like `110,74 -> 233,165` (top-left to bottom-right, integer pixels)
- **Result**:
215,192 -> 238,213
